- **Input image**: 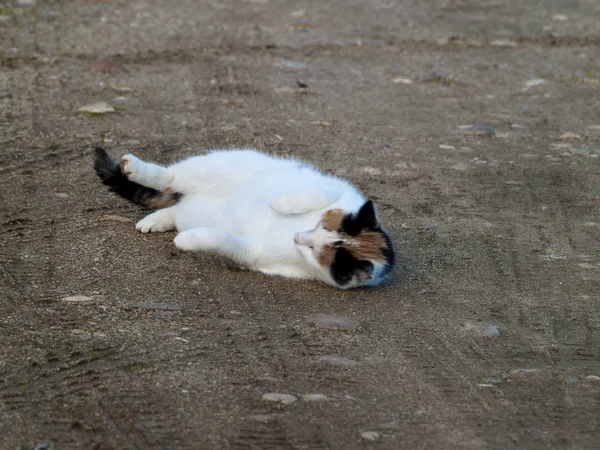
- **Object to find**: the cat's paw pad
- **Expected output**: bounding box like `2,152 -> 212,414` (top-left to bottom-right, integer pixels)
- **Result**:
120,154 -> 141,179
136,217 -> 170,233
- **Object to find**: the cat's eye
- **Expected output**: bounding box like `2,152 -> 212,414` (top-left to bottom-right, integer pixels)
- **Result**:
332,240 -> 344,247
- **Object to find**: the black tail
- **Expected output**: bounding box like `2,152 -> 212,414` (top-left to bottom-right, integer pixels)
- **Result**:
94,147 -> 181,208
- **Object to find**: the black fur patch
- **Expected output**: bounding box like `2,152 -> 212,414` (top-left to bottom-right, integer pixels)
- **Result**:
341,200 -> 378,235
93,147 -> 181,207
330,247 -> 374,287
380,230 -> 395,277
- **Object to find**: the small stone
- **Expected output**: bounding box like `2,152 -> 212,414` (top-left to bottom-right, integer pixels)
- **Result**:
577,263 -> 596,269
560,132 -> 580,139
302,394 -> 330,402
361,431 -> 381,441
55,193 -> 69,198
262,393 -> 298,404
523,79 -> 546,91
77,102 -> 115,115
484,325 -> 501,337
133,303 -> 180,311
310,120 -> 331,127
305,313 -> 360,330
451,162 -> 468,171
247,414 -> 276,422
458,125 -> 495,137
477,384 -> 494,388
392,77 -> 413,84
111,86 -> 134,93
101,214 -> 131,223
568,146 -> 590,155
361,166 -> 382,175
551,13 -> 568,21
317,355 -> 359,366
487,377 -> 504,384
508,368 -> 540,379
16,0 -> 37,7
62,295 -> 94,303
280,59 -> 308,69
584,375 -> 600,381
490,39 -> 517,47
439,144 -> 455,150
290,10 -> 305,17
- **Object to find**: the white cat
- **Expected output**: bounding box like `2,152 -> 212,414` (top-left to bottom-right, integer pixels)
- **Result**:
94,148 -> 394,288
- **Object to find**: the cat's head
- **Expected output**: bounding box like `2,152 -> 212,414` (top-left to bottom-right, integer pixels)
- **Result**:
294,200 -> 395,289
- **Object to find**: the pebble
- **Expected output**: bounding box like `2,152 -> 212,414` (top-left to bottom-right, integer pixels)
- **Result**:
101,214 -> 132,223
483,325 -> 501,337
551,13 -> 568,22
111,86 -> 134,93
317,355 -> 359,366
584,375 -> 600,381
302,394 -> 330,402
361,431 -> 381,441
490,39 -> 517,47
451,162 -> 468,171
247,414 -> 276,422
523,78 -> 546,91
62,295 -> 93,303
16,0 -> 37,6
155,311 -> 177,318
55,193 -> 69,198
310,120 -> 331,127
280,59 -> 307,69
392,77 -> 413,84
305,313 -> 360,330
262,393 -> 298,404
568,146 -> 590,155
361,166 -> 382,175
290,10 -> 306,17
77,102 -> 115,115
508,368 -> 540,379
133,303 -> 180,311
458,125 -> 495,137
439,144 -> 455,150
487,377 -> 504,384
560,132 -> 580,139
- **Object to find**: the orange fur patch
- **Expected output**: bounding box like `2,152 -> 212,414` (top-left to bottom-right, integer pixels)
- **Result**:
146,193 -> 179,209
321,209 -> 344,231
346,231 -> 387,263
318,245 -> 337,267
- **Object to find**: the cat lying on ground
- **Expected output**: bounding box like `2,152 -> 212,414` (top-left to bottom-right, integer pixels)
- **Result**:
94,147 -> 394,289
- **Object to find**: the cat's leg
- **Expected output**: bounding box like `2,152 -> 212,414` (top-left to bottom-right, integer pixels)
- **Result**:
135,207 -> 176,233
269,186 -> 343,215
120,154 -> 173,191
173,228 -> 259,266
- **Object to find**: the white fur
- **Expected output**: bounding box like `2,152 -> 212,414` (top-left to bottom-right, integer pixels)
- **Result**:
122,149 -> 369,287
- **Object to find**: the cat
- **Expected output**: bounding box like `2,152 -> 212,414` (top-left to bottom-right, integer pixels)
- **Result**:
94,147 -> 394,289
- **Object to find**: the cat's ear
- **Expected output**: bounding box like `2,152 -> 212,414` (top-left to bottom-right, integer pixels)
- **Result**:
356,200 -> 380,230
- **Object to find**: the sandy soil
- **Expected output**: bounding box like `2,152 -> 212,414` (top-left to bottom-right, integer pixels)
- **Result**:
1,0 -> 600,448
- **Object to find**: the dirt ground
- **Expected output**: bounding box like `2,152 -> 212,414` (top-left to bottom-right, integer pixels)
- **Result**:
1,0 -> 600,449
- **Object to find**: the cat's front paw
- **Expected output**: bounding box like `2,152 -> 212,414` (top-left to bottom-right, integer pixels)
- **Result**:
120,154 -> 142,180
136,216 -> 172,233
